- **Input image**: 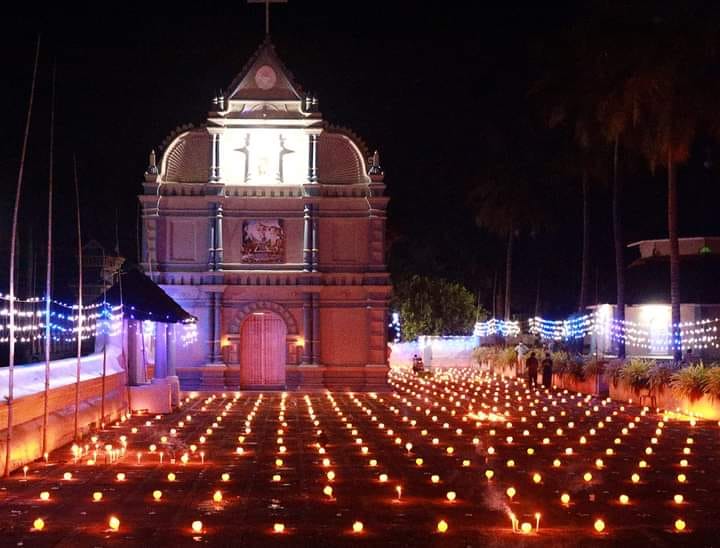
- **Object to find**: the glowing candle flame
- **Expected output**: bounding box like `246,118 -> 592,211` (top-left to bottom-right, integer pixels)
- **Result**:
33,518 -> 44,531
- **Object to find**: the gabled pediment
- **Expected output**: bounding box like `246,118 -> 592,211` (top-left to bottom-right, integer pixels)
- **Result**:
226,38 -> 302,102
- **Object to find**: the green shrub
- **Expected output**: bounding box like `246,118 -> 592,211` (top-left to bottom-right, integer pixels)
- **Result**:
583,358 -> 605,378
603,360 -> 624,388
671,365 -> 709,402
499,347 -> 517,367
565,361 -> 585,382
473,346 -> 494,366
648,363 -> 674,393
619,359 -> 653,393
705,366 -> 720,400
551,351 -> 571,366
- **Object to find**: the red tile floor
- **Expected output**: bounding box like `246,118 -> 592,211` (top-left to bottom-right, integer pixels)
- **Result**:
1,368 -> 718,546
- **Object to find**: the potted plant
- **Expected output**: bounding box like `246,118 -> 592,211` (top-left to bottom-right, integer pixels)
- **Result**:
582,358 -> 608,396
705,366 -> 720,401
603,360 -> 623,390
670,364 -> 708,403
619,359 -> 652,395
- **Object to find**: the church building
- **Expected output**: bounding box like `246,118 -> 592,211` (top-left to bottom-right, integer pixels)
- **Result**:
138,38 -> 391,391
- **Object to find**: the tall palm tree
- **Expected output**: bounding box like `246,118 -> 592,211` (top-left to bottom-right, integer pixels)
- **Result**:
533,51 -> 606,315
626,23 -> 720,361
470,147 -> 545,320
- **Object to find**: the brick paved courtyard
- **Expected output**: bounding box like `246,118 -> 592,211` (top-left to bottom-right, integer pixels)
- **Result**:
1,369 -> 718,546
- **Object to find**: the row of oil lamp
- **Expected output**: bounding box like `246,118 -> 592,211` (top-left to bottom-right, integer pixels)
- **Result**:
20,371 -> 702,538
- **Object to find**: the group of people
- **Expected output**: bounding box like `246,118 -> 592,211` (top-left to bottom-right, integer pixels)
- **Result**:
524,350 -> 553,388
515,342 -> 553,388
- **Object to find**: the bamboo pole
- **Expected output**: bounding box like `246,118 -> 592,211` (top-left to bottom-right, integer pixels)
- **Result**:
100,249 -> 107,427
4,37 -> 40,478
73,155 -> 83,441
41,62 -> 56,457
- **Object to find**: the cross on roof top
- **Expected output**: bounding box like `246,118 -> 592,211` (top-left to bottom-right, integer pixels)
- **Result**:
248,0 -> 288,35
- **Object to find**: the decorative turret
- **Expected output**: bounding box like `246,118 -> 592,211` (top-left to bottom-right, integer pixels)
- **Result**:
368,150 -> 384,181
144,149 -> 159,182
210,90 -> 226,113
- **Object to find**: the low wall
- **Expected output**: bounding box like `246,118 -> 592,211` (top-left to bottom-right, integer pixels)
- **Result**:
552,373 -> 609,396
390,336 -> 479,369
0,353 -> 129,473
608,383 -> 720,420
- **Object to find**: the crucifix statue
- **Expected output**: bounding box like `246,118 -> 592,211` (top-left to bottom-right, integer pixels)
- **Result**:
248,0 -> 288,35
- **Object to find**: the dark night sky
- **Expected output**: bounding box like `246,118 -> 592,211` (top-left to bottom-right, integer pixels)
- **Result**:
1,3 -> 719,316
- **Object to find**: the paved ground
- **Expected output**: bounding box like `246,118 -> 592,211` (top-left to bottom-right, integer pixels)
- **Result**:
0,368 -> 718,547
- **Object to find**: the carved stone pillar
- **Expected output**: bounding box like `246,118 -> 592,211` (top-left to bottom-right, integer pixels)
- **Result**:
212,292 -> 222,364
127,320 -> 141,386
308,134 -> 318,182
215,203 -> 224,270
303,204 -> 312,272
210,132 -> 221,181
207,203 -> 217,271
311,204 -> 319,272
154,322 -> 167,379
311,293 -> 320,364
302,293 -> 312,365
166,324 -> 176,377
206,293 -> 215,363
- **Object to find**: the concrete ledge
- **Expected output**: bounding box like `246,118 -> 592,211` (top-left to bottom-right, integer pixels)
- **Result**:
129,380 -> 172,414
0,372 -> 128,473
177,364 -> 390,392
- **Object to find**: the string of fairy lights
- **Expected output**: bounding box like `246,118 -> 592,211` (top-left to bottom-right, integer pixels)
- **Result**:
475,311 -> 720,352
0,295 -> 198,347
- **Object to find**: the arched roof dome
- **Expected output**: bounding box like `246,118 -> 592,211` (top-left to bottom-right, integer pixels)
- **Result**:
160,129 -> 210,183
158,127 -> 370,185
317,131 -> 369,185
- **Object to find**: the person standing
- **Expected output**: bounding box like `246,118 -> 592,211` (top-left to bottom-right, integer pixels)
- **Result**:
514,341 -> 529,375
526,351 -> 539,389
541,352 -> 553,388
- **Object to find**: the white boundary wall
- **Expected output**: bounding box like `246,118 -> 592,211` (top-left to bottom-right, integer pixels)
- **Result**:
390,336 -> 479,369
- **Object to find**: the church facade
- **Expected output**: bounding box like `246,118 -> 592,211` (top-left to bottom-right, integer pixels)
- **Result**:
138,39 -> 390,391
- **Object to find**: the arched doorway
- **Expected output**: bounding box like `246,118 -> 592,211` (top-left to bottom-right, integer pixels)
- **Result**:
240,311 -> 287,387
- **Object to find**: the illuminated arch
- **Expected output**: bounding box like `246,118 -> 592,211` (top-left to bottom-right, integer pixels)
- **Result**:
228,301 -> 298,335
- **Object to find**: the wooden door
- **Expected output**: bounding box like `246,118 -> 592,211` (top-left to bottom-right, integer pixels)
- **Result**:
240,312 -> 287,386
